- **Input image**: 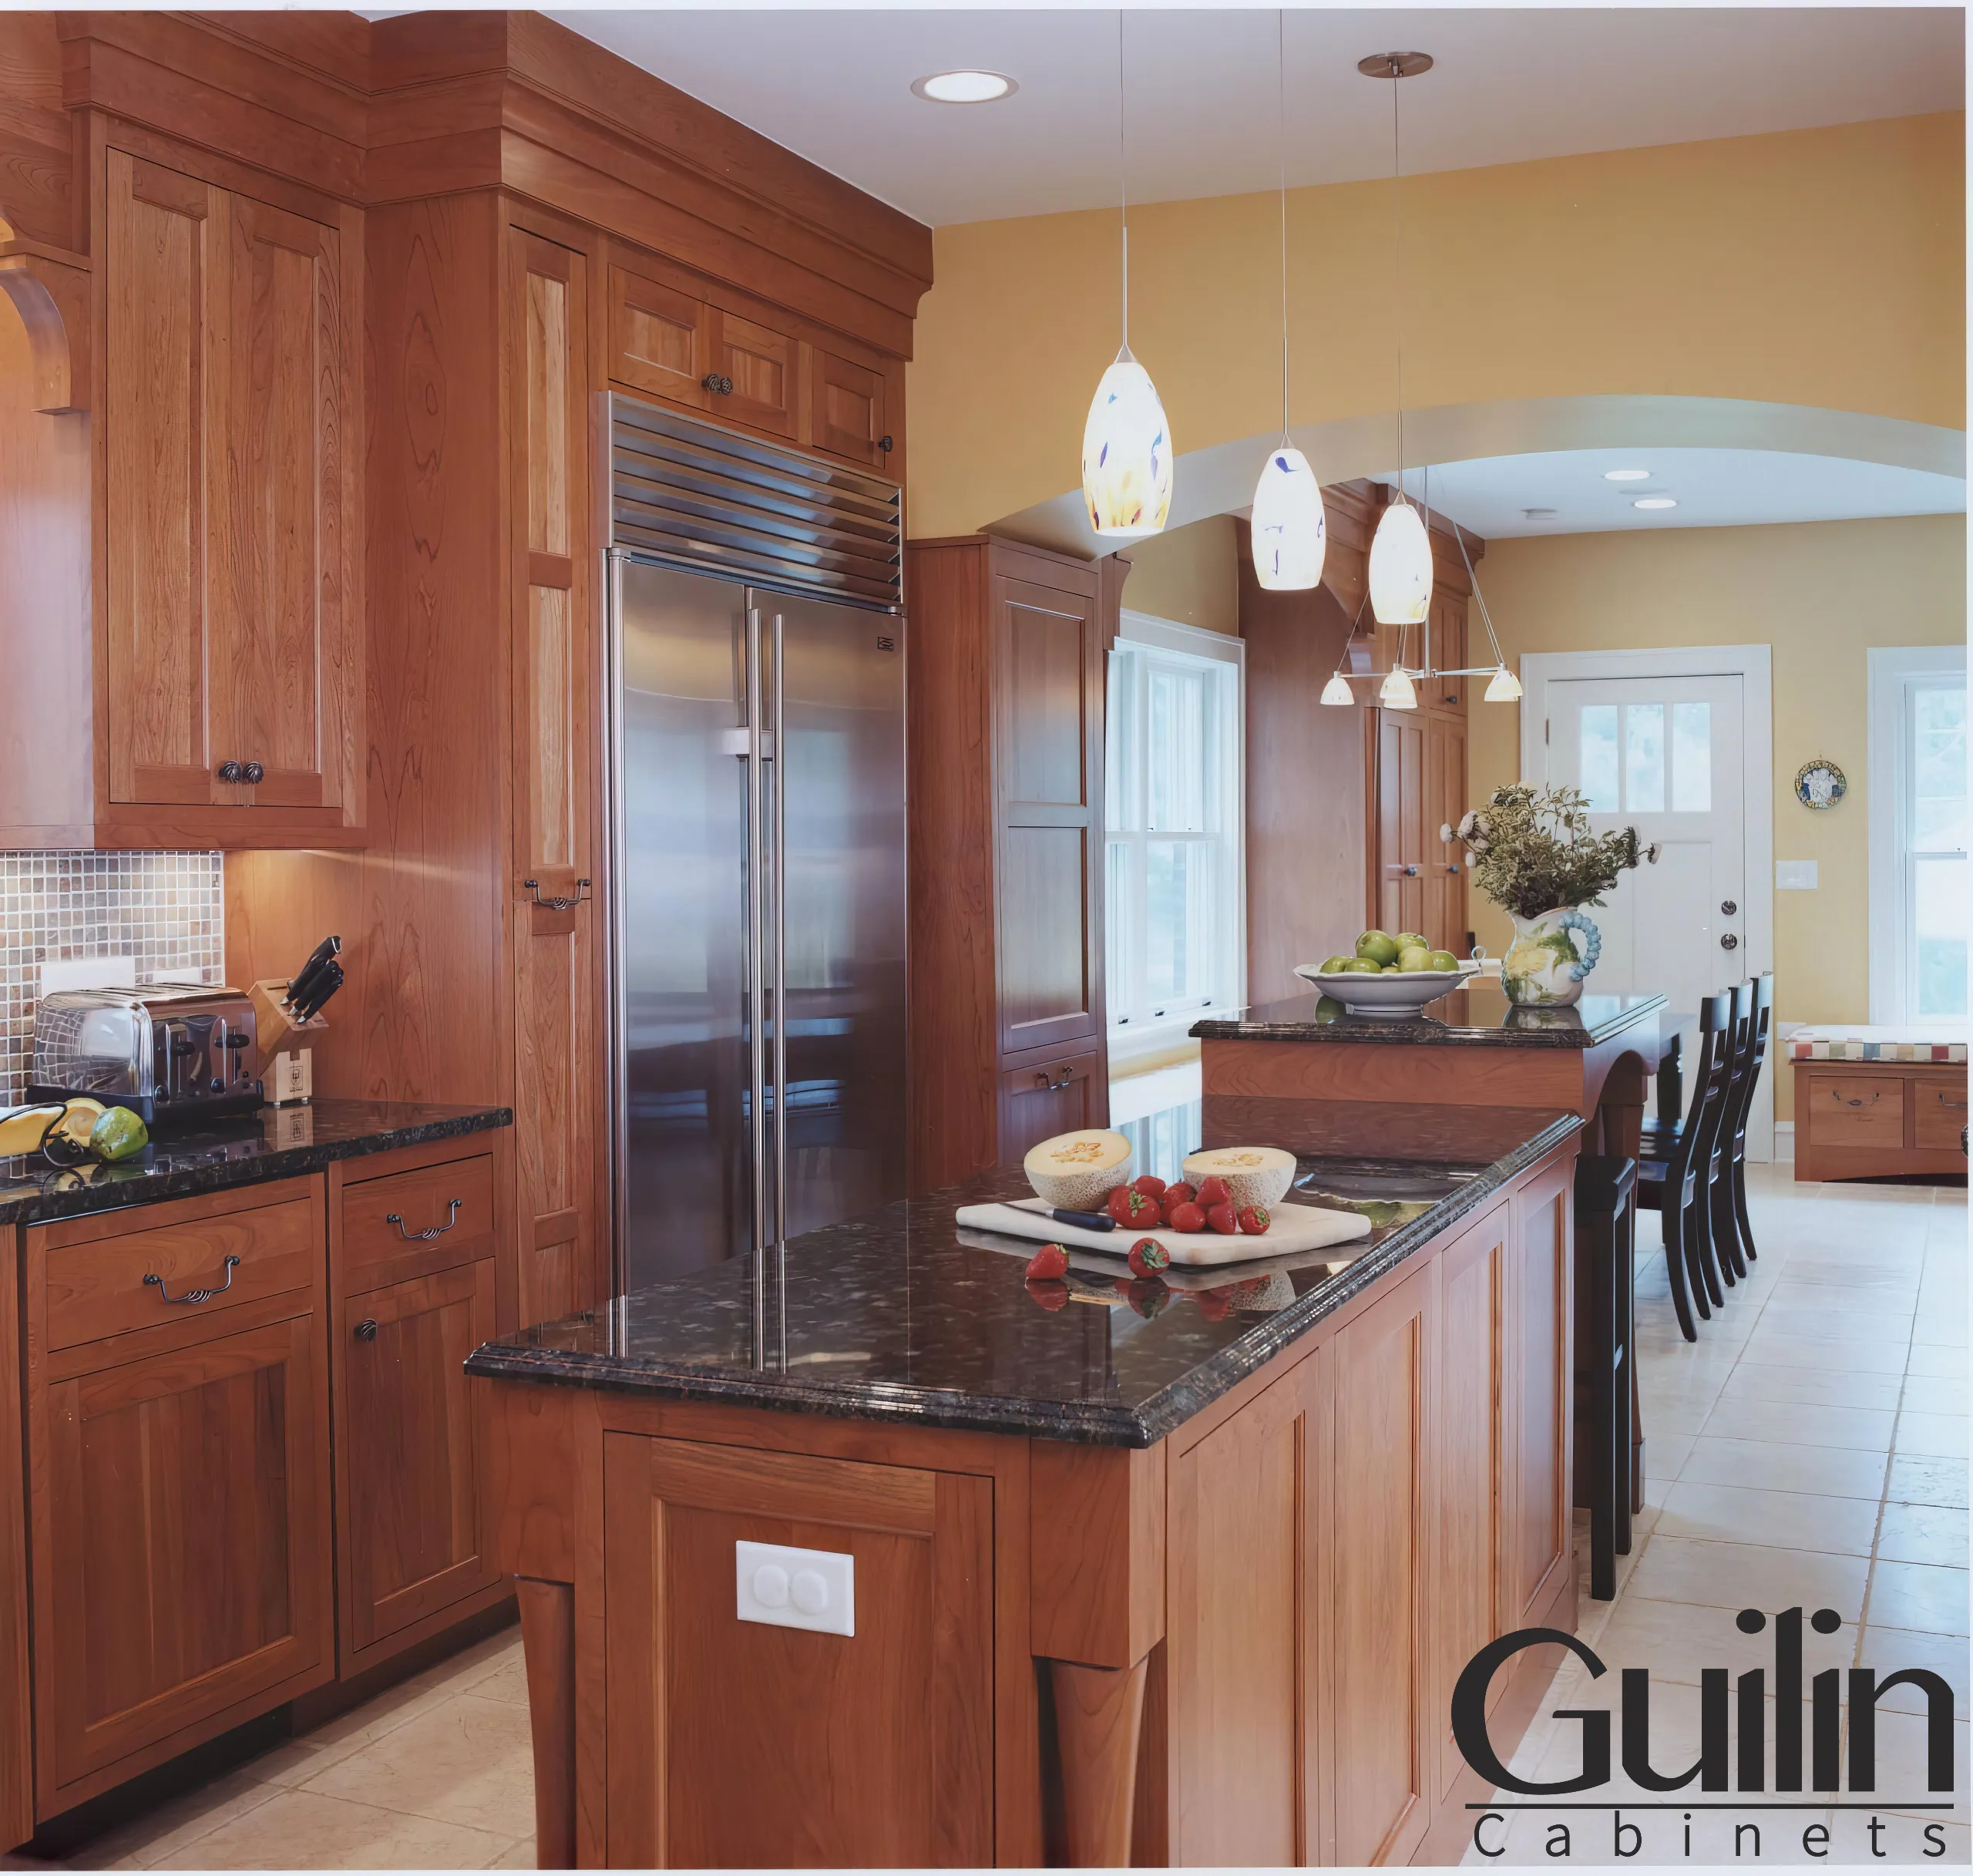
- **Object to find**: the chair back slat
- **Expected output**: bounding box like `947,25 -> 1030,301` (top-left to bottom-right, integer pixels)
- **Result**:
1669,990 -> 1737,1181
1726,974 -> 1774,1148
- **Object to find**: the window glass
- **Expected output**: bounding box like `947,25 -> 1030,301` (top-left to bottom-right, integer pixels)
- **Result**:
1915,854 -> 1968,1017
1623,703 -> 1665,813
1146,662 -> 1206,832
1914,685 -> 1967,852
1671,701 -> 1712,812
1579,705 -> 1618,811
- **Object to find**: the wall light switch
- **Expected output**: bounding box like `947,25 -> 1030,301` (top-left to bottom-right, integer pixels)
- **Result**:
735,1538 -> 854,1637
1776,860 -> 1818,891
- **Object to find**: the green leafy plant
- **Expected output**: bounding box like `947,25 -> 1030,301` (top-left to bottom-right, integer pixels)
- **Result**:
1457,784 -> 1656,921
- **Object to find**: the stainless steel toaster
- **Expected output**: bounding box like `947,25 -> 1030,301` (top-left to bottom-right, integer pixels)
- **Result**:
30,983 -> 264,1125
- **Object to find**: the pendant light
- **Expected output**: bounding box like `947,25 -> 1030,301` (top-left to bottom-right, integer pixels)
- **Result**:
1379,610 -> 1417,710
1249,12 -> 1325,590
1081,13 -> 1171,538
1362,51 -> 1435,627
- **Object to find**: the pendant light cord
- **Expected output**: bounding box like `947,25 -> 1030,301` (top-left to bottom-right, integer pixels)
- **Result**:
1389,55 -> 1406,505
1454,517 -> 1507,664
1277,10 -> 1289,443
1118,9 -> 1130,350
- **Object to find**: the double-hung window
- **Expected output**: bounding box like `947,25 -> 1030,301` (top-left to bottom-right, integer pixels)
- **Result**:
1869,646 -> 1967,1021
1105,613 -> 1244,1064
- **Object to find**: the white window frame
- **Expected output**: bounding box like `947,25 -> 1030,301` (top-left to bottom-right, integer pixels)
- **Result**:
1868,644 -> 1968,1024
1106,610 -> 1245,1067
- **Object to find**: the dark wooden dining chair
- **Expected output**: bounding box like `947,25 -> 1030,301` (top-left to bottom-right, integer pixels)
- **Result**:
1636,990 -> 1736,1340
1705,982 -> 1757,1284
1721,972 -> 1774,1272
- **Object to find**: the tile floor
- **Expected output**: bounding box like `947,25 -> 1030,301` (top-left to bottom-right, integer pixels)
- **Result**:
1465,1164 -> 1970,1867
25,1164 -> 1966,1869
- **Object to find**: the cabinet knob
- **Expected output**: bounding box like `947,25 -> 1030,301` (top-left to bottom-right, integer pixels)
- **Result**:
701,372 -> 734,396
242,761 -> 264,785
217,761 -> 244,783
354,1317 -> 378,1342
878,435 -> 895,453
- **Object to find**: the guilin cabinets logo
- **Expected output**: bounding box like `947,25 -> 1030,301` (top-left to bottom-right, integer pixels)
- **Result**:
1455,1609 -> 1958,1862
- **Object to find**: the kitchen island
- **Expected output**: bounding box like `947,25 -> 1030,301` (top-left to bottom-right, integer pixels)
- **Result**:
470,1111 -> 1584,1868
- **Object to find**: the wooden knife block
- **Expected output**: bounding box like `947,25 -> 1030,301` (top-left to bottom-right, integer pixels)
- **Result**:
250,979 -> 329,1059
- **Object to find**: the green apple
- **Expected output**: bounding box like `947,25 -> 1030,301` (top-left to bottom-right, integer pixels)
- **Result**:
1317,955 -> 1356,974
1427,950 -> 1461,973
1339,957 -> 1383,974
1355,930 -> 1400,967
1397,946 -> 1433,973
1395,931 -> 1427,953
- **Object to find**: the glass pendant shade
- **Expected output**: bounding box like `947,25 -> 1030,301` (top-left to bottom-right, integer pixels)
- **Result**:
1250,446 -> 1327,590
1368,497 -> 1433,626
1380,667 -> 1418,710
1081,347 -> 1172,536
1320,673 -> 1353,707
1484,663 -> 1524,703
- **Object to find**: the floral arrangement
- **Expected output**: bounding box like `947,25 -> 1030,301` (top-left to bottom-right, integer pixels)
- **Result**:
1457,784 -> 1658,921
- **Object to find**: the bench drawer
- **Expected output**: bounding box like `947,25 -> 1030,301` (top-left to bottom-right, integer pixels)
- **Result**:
1805,1074 -> 1906,1149
45,1191 -> 318,1353
341,1152 -> 495,1279
1913,1074 -> 1970,1150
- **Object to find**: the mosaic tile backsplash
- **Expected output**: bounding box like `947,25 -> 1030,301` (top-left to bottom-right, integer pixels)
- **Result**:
0,852 -> 224,1104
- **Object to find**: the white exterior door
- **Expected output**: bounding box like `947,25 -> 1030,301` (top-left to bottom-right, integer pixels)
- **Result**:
1544,674 -> 1748,1017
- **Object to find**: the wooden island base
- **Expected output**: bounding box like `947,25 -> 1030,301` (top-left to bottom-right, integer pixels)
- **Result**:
482,1138 -> 1579,1868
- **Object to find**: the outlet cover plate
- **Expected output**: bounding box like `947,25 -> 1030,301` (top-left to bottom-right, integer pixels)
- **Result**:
735,1538 -> 854,1637
1776,860 -> 1819,890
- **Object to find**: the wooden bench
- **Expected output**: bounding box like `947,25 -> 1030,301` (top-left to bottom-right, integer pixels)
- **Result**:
1791,1027 -> 1968,1182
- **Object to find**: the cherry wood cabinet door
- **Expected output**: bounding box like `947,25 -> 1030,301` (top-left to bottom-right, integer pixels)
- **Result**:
340,1259 -> 499,1662
811,349 -> 888,467
38,1313 -> 332,1808
996,1047 -> 1101,1168
608,263 -> 714,411
601,1434 -> 993,1868
104,149 -> 223,805
711,308 -> 799,438
1504,1156 -> 1575,1633
1373,710 -> 1426,940
1429,593 -> 1467,712
509,227 -> 603,1325
993,573 -> 1104,1058
1423,713 -> 1468,957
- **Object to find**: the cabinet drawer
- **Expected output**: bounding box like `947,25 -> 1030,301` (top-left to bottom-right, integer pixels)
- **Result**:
341,1153 -> 495,1279
1913,1074 -> 1970,1149
1806,1074 -> 1907,1148
997,1047 -> 1102,1166
45,1192 -> 318,1353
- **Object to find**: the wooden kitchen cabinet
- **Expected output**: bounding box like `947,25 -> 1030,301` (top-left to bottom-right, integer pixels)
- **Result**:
1504,1152 -> 1575,1632
811,348 -> 889,467
23,1180 -> 334,1816
998,1047 -> 1104,1165
906,538 -> 1114,1189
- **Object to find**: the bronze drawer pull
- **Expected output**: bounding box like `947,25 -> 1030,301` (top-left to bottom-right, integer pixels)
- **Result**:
1934,1091 -> 1969,1111
1034,1066 -> 1076,1092
145,1256 -> 241,1305
524,877 -> 591,910
385,1199 -> 462,1241
1834,1091 -> 1881,1108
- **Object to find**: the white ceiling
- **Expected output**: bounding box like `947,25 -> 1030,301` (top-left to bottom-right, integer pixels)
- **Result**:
554,7 -> 1963,227
1380,448 -> 1968,541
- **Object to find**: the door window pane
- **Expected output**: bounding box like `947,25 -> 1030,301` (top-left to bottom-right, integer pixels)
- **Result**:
1671,702 -> 1712,812
1145,839 -> 1212,1002
1580,705 -> 1618,811
1915,853 -> 1968,1017
1914,686 -> 1967,852
1622,703 -> 1665,813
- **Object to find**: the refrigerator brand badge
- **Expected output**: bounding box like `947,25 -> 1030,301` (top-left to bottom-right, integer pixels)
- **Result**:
876,634 -> 897,652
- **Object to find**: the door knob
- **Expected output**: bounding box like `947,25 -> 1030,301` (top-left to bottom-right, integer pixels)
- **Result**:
1720,933 -> 1739,950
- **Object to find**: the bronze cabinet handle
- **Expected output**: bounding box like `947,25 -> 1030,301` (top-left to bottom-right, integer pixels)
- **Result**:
145,1256 -> 241,1305
524,878 -> 591,910
385,1199 -> 462,1241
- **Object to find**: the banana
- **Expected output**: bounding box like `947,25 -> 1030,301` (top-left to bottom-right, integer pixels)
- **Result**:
0,1104 -> 62,1158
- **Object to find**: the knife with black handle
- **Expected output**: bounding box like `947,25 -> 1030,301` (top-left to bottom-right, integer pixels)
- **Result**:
286,936 -> 341,1014
294,961 -> 343,1025
1010,1199 -> 1114,1232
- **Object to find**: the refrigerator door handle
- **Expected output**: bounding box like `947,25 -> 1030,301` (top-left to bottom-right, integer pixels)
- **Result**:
744,606 -> 769,1363
606,553 -> 630,1289
771,612 -> 788,1272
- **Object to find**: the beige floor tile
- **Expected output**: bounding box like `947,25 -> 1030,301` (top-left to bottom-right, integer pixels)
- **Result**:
1720,1363 -> 1907,1410
491,1837 -> 536,1869
1702,1395 -> 1898,1451
1879,1501 -> 1971,1568
299,1693 -> 537,1841
1753,1306 -> 1919,1347
1635,1390 -> 1721,1437
1625,1533 -> 1869,1617
66,1768 -> 283,1871
1910,1343 -> 1971,1379
1656,1480 -> 1880,1556
1870,1562 -> 1971,1637
1644,1431 -> 1696,1481
1739,1329 -> 1912,1375
1901,1373 -> 1971,1416
1890,1455 -> 1971,1509
247,1673 -> 459,1790
1912,1312 -> 1970,1348
463,1650 -> 530,1708
1860,1626 -> 1971,1718
1581,1592 -> 1856,1686
1682,1434 -> 1891,1501
1900,1411 -> 1973,1460
1866,1713 -> 1970,1816
146,1789 -> 513,1870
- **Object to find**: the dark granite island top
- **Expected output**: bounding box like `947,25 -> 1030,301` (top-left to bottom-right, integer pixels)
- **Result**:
465,1111 -> 1580,1447
0,1099 -> 513,1227
1192,980 -> 1666,1047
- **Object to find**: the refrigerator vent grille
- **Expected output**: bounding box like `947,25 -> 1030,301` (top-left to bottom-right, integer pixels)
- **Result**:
607,395 -> 902,611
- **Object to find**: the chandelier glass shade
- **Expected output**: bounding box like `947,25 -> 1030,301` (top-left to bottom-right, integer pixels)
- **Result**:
1250,446 -> 1327,590
1368,497 -> 1433,626
1484,663 -> 1524,702
1379,666 -> 1418,710
1320,672 -> 1354,707
1081,347 -> 1172,537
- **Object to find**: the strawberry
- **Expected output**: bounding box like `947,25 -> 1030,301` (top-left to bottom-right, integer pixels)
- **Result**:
1104,1185 -> 1135,1223
1162,1181 -> 1197,1209
1119,1188 -> 1160,1226
1195,1288 -> 1232,1322
1025,1279 -> 1069,1312
1127,1236 -> 1170,1278
1205,1202 -> 1238,1235
1237,1204 -> 1272,1236
1131,1174 -> 1167,1199
1167,1200 -> 1206,1234
1195,1175 -> 1231,1208
1025,1243 -> 1070,1281
1125,1278 -> 1170,1320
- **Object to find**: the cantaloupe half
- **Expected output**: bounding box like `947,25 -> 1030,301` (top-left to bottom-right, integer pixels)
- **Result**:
1180,1145 -> 1297,1209
1023,1130 -> 1133,1210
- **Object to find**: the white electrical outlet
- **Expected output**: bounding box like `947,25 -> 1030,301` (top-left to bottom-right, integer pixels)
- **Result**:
735,1539 -> 854,1637
1776,860 -> 1819,890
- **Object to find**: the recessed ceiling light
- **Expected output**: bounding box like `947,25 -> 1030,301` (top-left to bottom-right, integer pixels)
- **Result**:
1604,468 -> 1651,482
1633,497 -> 1678,510
911,70 -> 1017,104
1522,507 -> 1557,519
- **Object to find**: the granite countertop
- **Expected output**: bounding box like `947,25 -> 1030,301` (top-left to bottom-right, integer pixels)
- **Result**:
1192,980 -> 1666,1048
0,1100 -> 513,1227
465,1112 -> 1581,1447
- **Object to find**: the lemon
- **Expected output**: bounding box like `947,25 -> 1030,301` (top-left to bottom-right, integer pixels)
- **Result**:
89,1107 -> 149,1164
1355,930 -> 1400,967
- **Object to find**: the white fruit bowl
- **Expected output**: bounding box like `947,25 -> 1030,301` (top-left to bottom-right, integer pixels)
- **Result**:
1292,963 -> 1480,1018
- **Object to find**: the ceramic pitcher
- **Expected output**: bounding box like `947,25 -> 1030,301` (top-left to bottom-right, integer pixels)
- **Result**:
1501,906 -> 1602,1007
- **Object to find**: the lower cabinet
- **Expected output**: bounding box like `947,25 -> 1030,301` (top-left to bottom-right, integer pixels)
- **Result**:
997,1047 -> 1103,1165
23,1182 -> 335,1816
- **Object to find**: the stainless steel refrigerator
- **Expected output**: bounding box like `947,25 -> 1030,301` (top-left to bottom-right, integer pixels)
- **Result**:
603,398 -> 907,1295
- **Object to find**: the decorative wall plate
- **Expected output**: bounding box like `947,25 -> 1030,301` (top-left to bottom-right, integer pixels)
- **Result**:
1795,758 -> 1847,809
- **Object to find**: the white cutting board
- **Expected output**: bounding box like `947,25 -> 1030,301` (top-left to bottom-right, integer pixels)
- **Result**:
954,1198 -> 1370,1269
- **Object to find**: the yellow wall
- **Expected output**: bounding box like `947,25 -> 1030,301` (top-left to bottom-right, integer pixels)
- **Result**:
1120,516 -> 1241,634
907,114 -> 1964,538
1466,514 -> 1968,1121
